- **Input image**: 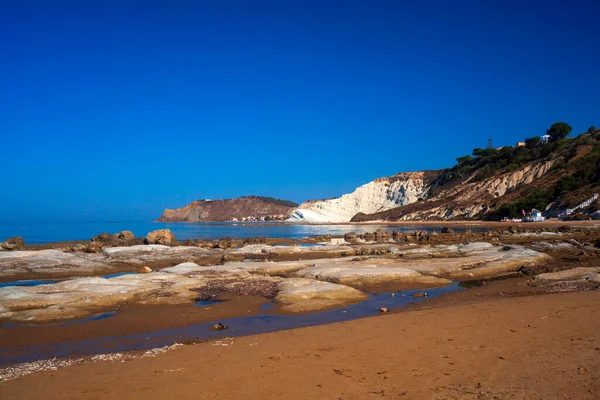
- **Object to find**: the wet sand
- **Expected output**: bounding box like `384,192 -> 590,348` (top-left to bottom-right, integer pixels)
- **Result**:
2,289 -> 598,399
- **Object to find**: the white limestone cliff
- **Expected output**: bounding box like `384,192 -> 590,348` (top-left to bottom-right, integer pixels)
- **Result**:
288,172 -> 429,223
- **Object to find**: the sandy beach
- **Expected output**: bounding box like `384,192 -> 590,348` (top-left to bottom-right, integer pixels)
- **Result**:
2,287 -> 598,399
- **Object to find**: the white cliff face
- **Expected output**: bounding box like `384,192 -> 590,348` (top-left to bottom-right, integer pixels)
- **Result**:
289,172 -> 428,223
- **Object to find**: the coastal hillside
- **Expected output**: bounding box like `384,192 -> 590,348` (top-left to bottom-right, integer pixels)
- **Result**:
290,123 -> 599,222
352,124 -> 600,221
158,196 -> 298,222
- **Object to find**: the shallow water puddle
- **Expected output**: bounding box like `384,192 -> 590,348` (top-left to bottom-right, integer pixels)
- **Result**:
0,280 -> 58,288
101,272 -> 138,279
0,283 -> 462,365
195,300 -> 223,307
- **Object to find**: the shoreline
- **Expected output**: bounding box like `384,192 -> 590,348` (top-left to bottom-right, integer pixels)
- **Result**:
2,288 -> 598,398
6,219 -> 600,248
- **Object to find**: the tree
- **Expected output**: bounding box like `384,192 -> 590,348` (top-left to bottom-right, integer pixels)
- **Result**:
588,126 -> 597,134
546,122 -> 572,141
456,155 -> 473,165
524,136 -> 541,149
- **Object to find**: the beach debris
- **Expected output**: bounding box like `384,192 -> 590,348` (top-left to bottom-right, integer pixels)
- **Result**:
412,292 -> 428,298
212,338 -> 234,346
213,322 -> 228,331
137,265 -> 152,274
380,307 -> 389,313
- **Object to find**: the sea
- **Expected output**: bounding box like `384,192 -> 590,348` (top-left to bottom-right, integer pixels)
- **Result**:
0,221 -> 482,244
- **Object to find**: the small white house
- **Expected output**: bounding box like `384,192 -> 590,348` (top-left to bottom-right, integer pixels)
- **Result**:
540,134 -> 551,144
524,209 -> 545,222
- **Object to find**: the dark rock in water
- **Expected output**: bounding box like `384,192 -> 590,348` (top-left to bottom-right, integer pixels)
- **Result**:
344,232 -> 358,242
412,292 -> 428,298
507,226 -> 517,234
145,229 -> 178,246
392,231 -> 402,237
441,227 -> 454,234
1,236 -> 25,251
502,245 -> 513,251
213,323 -> 228,331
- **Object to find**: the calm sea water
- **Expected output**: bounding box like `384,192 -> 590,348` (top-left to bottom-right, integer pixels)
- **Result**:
0,221 -> 482,244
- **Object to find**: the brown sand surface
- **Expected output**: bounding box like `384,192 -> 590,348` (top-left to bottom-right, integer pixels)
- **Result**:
2,291 -> 598,399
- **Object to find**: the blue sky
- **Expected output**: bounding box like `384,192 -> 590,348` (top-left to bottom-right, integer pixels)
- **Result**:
1,0 -> 599,222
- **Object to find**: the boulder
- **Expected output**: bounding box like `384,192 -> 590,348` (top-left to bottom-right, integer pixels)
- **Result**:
145,229 -> 177,246
137,266 -> 152,274
181,239 -> 197,247
1,236 -> 25,251
507,226 -> 517,234
91,232 -> 124,248
441,227 -> 454,234
114,230 -> 135,242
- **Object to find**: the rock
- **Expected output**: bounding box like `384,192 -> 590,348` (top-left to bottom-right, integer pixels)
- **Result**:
1,236 -> 25,251
182,239 -> 197,246
518,266 -> 530,276
557,226 -> 571,233
464,228 -> 472,235
363,232 -> 375,241
276,278 -> 368,312
216,238 -> 232,249
374,229 -> 389,238
243,237 -> 267,245
412,292 -> 428,298
145,229 -> 177,246
138,266 -> 152,274
91,232 -> 125,248
507,226 -> 517,234
380,307 -> 389,313
213,323 -> 228,331
114,230 -> 135,242
344,232 -> 358,242
392,231 -> 402,237
441,227 -> 454,234
502,245 -> 513,251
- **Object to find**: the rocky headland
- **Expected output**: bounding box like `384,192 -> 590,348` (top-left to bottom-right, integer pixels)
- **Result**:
157,196 -> 298,222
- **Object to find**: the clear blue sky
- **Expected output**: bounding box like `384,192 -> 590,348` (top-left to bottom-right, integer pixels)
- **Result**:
1,0 -> 599,222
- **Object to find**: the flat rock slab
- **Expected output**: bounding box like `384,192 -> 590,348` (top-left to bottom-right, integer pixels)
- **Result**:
535,267 -> 600,282
276,278 -> 368,312
0,242 -> 550,323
